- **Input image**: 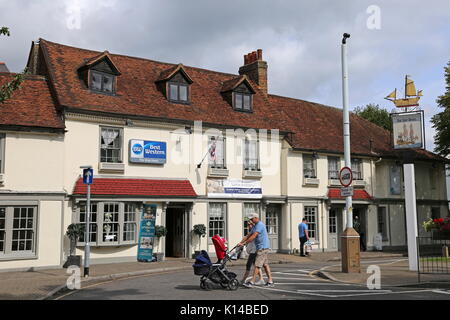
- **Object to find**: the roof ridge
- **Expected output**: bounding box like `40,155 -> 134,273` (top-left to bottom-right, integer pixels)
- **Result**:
40,38 -> 240,79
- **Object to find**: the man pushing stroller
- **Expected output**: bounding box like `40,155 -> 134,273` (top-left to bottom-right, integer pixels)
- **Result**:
238,213 -> 275,288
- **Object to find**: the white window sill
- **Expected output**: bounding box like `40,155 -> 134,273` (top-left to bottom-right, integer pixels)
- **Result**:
98,162 -> 125,173
353,180 -> 366,188
328,179 -> 341,186
303,178 -> 320,186
208,167 -> 229,178
0,253 -> 38,261
77,242 -> 137,248
243,169 -> 262,179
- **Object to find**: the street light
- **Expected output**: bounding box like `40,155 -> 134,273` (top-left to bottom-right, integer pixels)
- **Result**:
80,165 -> 93,277
340,33 -> 361,273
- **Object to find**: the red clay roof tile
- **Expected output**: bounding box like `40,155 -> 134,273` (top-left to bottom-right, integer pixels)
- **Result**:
73,178 -> 197,197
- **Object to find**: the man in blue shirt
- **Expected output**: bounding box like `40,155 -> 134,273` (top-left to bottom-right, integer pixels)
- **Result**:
298,218 -> 309,257
238,213 -> 274,288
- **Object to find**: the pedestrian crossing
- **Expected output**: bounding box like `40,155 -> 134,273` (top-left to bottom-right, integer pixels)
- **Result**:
248,267 -> 438,299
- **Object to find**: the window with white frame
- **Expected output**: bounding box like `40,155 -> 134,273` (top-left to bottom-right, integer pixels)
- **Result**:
244,139 -> 259,171
100,127 -> 122,163
91,71 -> 115,94
77,202 -> 139,246
303,154 -> 317,178
0,133 -> 4,173
0,206 -> 37,257
377,207 -> 388,241
208,136 -> 226,169
351,158 -> 363,180
208,203 -> 226,239
304,207 -> 318,240
243,203 -> 260,236
328,157 -> 340,179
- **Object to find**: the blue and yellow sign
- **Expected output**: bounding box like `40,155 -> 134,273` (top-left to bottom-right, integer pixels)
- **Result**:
137,204 -> 157,262
129,140 -> 167,164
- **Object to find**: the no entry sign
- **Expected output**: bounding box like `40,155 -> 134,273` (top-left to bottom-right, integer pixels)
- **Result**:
339,167 -> 353,187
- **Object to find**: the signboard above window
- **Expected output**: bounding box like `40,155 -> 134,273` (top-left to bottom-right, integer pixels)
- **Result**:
129,140 -> 167,164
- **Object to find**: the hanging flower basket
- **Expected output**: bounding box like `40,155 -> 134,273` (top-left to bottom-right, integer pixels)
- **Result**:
423,217 -> 450,240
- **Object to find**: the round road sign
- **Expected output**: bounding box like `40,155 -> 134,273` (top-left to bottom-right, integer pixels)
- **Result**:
339,167 -> 353,187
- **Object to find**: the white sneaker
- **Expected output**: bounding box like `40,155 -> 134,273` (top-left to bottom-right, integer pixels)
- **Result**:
255,279 -> 266,285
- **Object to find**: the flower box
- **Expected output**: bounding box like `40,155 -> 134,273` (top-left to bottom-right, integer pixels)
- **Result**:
432,230 -> 450,241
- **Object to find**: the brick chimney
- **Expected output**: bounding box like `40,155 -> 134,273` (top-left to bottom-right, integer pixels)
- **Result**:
0,62 -> 9,73
239,49 -> 268,95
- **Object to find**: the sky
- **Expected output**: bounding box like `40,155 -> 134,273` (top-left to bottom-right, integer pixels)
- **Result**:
0,0 -> 449,152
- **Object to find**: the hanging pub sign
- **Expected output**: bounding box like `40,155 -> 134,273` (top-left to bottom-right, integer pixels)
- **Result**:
137,204 -> 157,262
129,140 -> 167,164
207,179 -> 262,199
391,111 -> 425,150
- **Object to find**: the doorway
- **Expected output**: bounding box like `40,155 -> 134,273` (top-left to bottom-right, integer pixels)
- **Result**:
328,207 -> 343,251
165,207 -> 185,258
265,204 -> 281,252
353,207 -> 367,251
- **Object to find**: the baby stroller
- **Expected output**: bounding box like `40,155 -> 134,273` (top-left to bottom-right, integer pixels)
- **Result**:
192,235 -> 241,291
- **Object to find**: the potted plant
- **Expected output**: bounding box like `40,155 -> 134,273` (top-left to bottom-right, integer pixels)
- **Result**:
153,225 -> 167,262
422,217 -> 450,240
193,224 -> 207,257
63,223 -> 85,268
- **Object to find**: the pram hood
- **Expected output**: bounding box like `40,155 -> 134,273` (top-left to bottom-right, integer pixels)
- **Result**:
211,235 -> 227,260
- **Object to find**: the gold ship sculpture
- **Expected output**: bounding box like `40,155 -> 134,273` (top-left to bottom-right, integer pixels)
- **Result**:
385,75 -> 423,108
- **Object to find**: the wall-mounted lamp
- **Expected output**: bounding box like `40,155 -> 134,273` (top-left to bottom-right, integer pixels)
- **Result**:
185,126 -> 193,134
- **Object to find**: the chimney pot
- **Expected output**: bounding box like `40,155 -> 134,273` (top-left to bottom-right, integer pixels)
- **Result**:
257,49 -> 263,60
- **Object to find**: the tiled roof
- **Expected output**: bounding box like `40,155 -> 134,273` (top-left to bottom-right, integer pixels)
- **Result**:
328,188 -> 373,201
73,178 -> 197,197
38,39 -> 280,131
31,39 -> 444,162
0,73 -> 64,131
269,94 -> 446,161
221,75 -> 255,93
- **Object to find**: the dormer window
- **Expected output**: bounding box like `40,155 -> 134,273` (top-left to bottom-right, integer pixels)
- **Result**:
91,71 -> 115,94
221,75 -> 255,112
169,74 -> 189,103
235,92 -> 252,111
78,51 -> 121,95
156,64 -> 193,104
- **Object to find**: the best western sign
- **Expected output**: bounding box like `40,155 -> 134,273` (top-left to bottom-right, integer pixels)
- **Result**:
129,140 -> 167,164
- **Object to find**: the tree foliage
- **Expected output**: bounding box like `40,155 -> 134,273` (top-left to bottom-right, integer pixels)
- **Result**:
0,27 -> 26,103
431,61 -> 450,158
353,103 -> 393,131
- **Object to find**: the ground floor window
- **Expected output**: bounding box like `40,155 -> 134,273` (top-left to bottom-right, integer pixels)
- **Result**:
243,203 -> 260,236
76,202 -> 139,246
304,206 -> 318,240
208,203 -> 226,239
0,206 -> 37,257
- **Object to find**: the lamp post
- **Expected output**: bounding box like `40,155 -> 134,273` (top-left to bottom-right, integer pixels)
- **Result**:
340,33 -> 361,273
80,165 -> 93,277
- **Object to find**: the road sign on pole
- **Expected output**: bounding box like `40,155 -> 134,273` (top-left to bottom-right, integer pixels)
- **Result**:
339,167 -> 353,187
81,166 -> 93,277
83,168 -> 93,185
341,186 -> 354,197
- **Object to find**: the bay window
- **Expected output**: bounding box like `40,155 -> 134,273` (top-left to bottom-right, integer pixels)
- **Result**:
77,202 -> 139,246
0,206 -> 37,258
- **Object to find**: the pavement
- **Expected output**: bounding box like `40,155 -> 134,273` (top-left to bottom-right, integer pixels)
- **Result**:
0,250 -> 447,300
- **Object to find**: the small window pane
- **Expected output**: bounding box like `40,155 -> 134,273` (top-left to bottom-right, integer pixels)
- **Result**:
103,75 -> 113,92
179,85 -> 188,101
243,95 -> 251,110
91,72 -> 102,91
235,94 -> 243,109
170,84 -> 178,100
